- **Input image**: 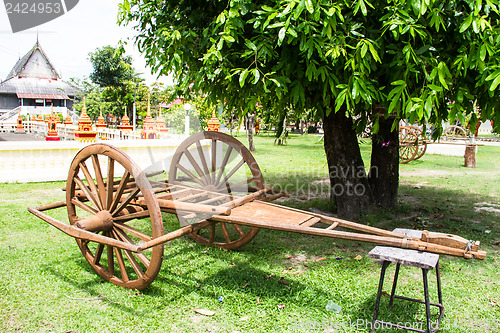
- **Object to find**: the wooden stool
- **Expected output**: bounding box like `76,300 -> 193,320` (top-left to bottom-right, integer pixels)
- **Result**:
369,229 -> 444,333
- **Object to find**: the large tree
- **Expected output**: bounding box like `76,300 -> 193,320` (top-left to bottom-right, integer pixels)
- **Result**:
119,0 -> 500,219
89,45 -> 141,116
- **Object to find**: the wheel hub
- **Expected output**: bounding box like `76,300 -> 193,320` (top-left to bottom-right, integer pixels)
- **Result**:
75,210 -> 114,232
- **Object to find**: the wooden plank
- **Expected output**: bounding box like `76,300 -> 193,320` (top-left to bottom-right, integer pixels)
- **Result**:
226,201 -> 315,226
368,246 -> 439,270
300,217 -> 321,227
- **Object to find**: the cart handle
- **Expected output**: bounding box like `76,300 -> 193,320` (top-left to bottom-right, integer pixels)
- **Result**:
27,207 -> 140,252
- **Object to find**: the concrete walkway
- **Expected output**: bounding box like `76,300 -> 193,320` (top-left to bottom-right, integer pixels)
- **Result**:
0,133 -> 44,141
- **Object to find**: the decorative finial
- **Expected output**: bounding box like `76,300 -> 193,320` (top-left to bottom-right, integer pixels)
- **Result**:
147,92 -> 151,117
81,97 -> 87,115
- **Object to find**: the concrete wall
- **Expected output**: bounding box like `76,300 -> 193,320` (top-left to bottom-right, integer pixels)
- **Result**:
0,136 -> 188,183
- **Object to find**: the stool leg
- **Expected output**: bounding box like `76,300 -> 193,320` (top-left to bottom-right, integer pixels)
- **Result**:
436,260 -> 443,305
422,269 -> 432,333
389,262 -> 400,308
372,261 -> 390,333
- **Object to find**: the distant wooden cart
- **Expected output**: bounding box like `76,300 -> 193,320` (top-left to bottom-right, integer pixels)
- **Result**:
29,132 -> 486,290
399,125 -> 428,164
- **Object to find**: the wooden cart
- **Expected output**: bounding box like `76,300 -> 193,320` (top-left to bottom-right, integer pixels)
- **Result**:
28,131 -> 486,290
399,125 -> 428,164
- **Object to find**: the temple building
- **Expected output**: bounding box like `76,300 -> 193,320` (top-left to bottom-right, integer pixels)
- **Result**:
0,41 -> 78,120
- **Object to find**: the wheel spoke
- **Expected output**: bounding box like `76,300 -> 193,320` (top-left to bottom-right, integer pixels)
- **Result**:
217,158 -> 245,189
106,157 -> 115,209
71,197 -> 98,215
215,146 -> 233,185
113,246 -> 129,282
113,228 -> 150,268
109,170 -> 131,213
107,240 -> 114,276
113,222 -> 152,242
79,161 -> 103,210
112,229 -> 144,278
176,163 -> 206,187
220,222 -> 231,243
183,149 -> 207,185
211,139 -> 217,184
92,154 -> 106,207
74,176 -> 101,210
112,187 -> 141,216
93,242 -> 105,265
112,210 -> 151,223
195,140 -> 211,180
232,223 -> 245,237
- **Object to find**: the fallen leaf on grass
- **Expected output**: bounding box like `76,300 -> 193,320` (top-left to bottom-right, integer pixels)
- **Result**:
242,283 -> 249,288
278,277 -> 288,285
194,308 -> 215,316
265,274 -> 275,279
381,291 -> 390,297
354,255 -> 363,261
286,255 -> 293,259
314,258 -> 326,261
256,298 -> 260,304
489,298 -> 500,307
286,267 -> 293,270
277,304 -> 285,309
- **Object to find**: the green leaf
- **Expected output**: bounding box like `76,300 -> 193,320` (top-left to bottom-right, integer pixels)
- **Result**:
252,69 -> 260,84
278,27 -> 286,45
372,118 -> 379,134
305,0 -> 314,14
424,96 -> 432,119
480,44 -> 487,61
489,74 -> 500,91
428,84 -> 443,92
368,42 -> 381,62
361,43 -> 368,57
239,69 -> 249,88
245,39 -> 257,51
460,14 -> 473,33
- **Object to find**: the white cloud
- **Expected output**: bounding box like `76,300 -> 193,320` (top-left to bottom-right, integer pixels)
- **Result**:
0,0 -> 173,85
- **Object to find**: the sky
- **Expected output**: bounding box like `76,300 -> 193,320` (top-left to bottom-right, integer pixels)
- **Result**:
0,0 -> 173,85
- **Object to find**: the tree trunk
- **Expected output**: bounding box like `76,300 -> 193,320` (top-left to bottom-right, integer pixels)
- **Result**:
247,115 -> 255,151
323,108 -> 375,220
464,145 -> 476,168
368,114 -> 399,208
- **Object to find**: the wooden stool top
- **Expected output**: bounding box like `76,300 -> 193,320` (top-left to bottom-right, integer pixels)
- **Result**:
368,229 -> 440,270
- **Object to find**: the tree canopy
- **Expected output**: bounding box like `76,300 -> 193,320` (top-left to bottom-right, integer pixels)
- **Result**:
119,0 -> 500,218
119,0 -> 500,131
89,45 -> 135,88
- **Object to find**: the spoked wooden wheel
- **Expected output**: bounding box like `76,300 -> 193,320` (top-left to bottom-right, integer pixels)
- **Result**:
399,126 -> 419,164
169,131 -> 264,250
410,126 -> 427,160
66,144 -> 164,290
443,125 -> 467,140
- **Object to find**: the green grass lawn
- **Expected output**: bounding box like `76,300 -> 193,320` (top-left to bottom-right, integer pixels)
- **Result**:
0,134 -> 499,332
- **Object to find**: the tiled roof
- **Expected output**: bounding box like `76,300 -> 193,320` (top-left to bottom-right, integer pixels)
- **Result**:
0,77 -> 77,96
5,41 -> 60,81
